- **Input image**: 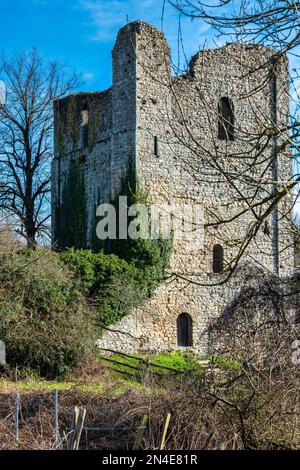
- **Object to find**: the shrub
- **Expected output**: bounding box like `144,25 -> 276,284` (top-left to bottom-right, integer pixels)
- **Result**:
0,249 -> 97,377
59,249 -> 141,326
59,243 -> 171,328
59,248 -> 137,294
0,211 -> 172,376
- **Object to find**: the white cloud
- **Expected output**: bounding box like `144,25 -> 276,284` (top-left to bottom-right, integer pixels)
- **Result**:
80,0 -> 130,41
83,72 -> 94,82
78,0 -> 216,65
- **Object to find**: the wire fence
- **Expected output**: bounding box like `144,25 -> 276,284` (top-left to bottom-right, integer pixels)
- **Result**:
0,353 -> 209,450
0,389 -> 138,450
0,387 -> 172,450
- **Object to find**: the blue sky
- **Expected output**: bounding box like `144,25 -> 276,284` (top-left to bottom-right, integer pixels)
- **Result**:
0,0 -> 216,92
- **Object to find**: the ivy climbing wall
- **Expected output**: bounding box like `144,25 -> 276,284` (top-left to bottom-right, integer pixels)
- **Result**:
52,89 -> 114,250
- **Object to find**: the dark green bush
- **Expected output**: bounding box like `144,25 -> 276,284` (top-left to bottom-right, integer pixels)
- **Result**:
59,248 -> 141,327
0,249 -> 97,377
59,248 -> 137,293
59,240 -> 172,328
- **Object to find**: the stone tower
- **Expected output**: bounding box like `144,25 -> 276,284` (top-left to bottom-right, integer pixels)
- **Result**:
52,21 -> 294,353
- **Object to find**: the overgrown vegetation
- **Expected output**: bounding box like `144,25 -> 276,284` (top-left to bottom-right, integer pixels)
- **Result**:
0,249 -> 97,378
58,167 -> 172,327
55,163 -> 87,249
98,350 -> 205,385
0,228 -> 171,376
59,248 -> 143,327
59,244 -> 171,329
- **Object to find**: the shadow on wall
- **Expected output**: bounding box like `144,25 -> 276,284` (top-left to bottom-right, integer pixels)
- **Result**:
207,264 -> 299,356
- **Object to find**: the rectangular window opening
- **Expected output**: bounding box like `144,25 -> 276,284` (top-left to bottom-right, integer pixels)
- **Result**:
154,136 -> 160,157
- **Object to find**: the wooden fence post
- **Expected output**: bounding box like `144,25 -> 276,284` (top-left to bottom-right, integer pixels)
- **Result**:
68,406 -> 86,450
133,415 -> 148,450
160,413 -> 171,450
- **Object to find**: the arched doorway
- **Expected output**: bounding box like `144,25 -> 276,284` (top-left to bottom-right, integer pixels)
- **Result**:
177,313 -> 193,347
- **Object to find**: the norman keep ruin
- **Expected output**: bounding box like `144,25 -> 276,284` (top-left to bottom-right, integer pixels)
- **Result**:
52,21 -> 294,353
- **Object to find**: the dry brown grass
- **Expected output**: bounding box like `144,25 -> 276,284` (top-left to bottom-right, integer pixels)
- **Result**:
1,360 -> 299,451
0,389 -> 146,450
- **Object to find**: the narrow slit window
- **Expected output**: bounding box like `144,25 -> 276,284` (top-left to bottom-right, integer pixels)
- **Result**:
218,97 -> 234,141
79,154 -> 86,164
177,313 -> 193,347
213,244 -> 224,273
154,136 -> 160,157
81,100 -> 89,148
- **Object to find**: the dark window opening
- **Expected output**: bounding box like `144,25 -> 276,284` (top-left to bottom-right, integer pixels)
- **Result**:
154,136 -> 160,157
218,97 -> 234,141
81,100 -> 88,111
213,244 -> 224,273
177,313 -> 193,347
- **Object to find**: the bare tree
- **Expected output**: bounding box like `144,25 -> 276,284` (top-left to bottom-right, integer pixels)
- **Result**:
0,50 -> 79,247
147,0 -> 300,285
169,0 -> 300,52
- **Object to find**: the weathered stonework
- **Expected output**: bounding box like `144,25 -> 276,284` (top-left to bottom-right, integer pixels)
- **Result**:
52,21 -> 294,354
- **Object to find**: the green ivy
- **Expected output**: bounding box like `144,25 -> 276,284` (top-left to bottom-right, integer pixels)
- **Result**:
57,162 -> 87,249
57,161 -> 172,327
59,239 -> 172,328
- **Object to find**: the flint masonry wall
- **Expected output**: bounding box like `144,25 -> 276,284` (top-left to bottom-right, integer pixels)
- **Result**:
51,26 -> 137,248
51,90 -> 113,246
52,21 -> 294,354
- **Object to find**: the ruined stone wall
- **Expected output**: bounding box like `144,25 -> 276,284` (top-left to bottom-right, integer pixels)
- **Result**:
52,24 -> 139,249
111,25 -> 137,199
96,22 -> 294,354
135,34 -> 293,276
52,21 -> 295,354
51,90 -> 113,247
